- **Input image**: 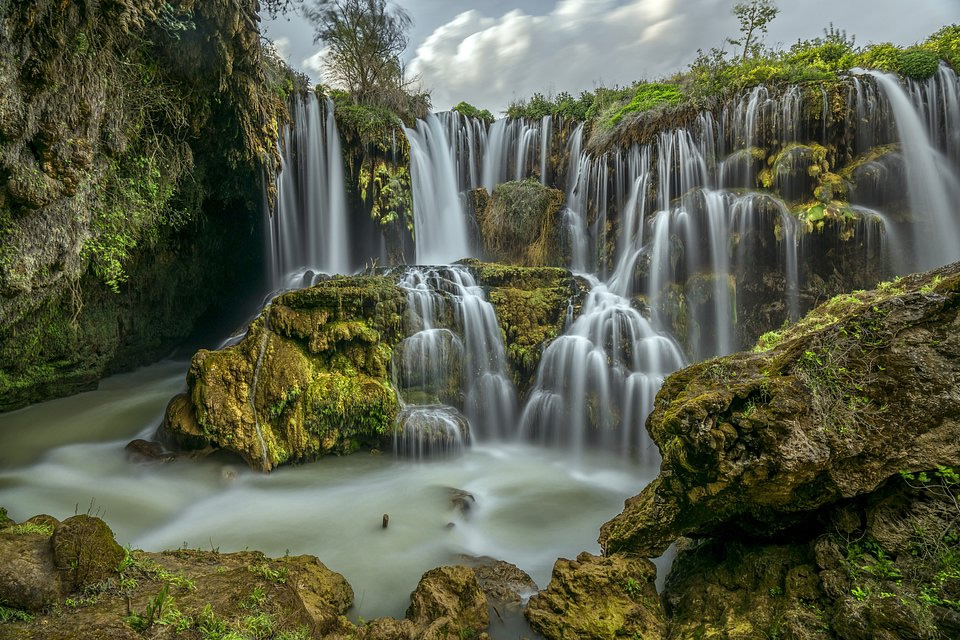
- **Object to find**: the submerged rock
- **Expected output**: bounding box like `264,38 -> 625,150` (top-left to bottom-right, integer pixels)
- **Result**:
524,552 -> 665,640
601,261 -> 960,556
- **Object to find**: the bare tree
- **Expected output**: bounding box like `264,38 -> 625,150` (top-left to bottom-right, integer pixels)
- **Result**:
304,0 -> 413,103
727,0 -> 780,61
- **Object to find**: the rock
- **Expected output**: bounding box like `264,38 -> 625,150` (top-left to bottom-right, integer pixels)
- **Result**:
0,530 -> 64,610
394,406 -> 470,458
24,514 -> 60,531
406,566 -> 489,639
280,555 -> 355,634
600,262 -> 960,556
524,552 -> 665,640
460,556 -> 538,607
162,276 -> 407,471
363,617 -> 417,640
476,180 -> 566,267
448,488 -> 476,516
124,439 -> 175,463
663,539 -> 829,640
51,515 -> 124,591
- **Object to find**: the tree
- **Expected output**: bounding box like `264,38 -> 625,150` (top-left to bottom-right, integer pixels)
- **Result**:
727,0 -> 779,61
304,0 -> 414,104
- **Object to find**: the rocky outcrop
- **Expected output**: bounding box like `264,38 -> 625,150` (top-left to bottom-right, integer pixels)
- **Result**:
661,474 -> 960,640
465,260 -> 588,392
601,261 -> 960,556
525,552 -> 665,640
0,513 -> 494,640
160,263 -> 584,470
161,276 -> 407,471
0,0 -> 299,411
475,180 -> 567,267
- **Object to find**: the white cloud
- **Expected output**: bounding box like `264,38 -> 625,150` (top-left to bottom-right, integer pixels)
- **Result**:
408,0 -> 730,113
407,0 -> 957,114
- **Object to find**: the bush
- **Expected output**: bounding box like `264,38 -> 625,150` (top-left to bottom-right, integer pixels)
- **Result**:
858,43 -> 902,72
924,24 -> 960,69
898,47 -> 940,80
452,101 -> 494,124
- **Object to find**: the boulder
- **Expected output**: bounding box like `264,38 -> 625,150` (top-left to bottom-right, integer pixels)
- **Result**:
51,515 -> 124,591
476,180 -> 566,267
524,552 -> 665,640
461,556 -> 538,607
601,262 -> 960,556
0,530 -> 64,611
406,565 -> 489,639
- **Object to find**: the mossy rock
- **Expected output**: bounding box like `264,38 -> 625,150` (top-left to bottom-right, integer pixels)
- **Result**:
525,552 -> 665,640
600,261 -> 960,556
406,566 -> 489,639
164,276 -> 406,471
51,515 -> 124,591
476,179 -> 565,267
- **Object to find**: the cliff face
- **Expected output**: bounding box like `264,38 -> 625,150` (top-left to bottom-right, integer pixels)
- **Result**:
0,0 -> 296,410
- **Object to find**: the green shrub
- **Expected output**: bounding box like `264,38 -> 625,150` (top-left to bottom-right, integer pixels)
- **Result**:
898,47 -> 940,80
452,101 -> 494,124
924,24 -> 960,69
858,43 -> 902,72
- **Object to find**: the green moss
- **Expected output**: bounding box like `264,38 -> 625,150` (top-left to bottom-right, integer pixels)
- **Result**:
608,83 -> 685,127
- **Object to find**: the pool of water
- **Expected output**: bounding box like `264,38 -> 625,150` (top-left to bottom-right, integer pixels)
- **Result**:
0,360 -> 654,624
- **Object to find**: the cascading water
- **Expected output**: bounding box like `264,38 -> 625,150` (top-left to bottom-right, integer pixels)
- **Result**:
405,115 -> 474,265
268,95 -> 351,289
393,267 -> 517,457
868,68 -> 960,270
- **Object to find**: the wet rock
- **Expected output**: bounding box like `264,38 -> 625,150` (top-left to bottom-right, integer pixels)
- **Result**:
24,514 -> 60,531
600,262 -> 960,556
124,439 -> 175,463
460,556 -> 538,607
448,488 -> 476,516
51,515 -> 124,591
406,566 -> 489,639
476,180 -> 566,267
394,407 -> 470,458
0,529 -> 64,611
281,555 -> 355,633
525,552 -> 665,640
363,617 -> 417,640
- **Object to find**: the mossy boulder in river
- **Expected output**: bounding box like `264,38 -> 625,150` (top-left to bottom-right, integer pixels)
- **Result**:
161,276 -> 407,471
601,261 -> 960,556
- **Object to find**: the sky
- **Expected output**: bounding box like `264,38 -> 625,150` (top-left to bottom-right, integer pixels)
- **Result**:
261,0 -> 958,114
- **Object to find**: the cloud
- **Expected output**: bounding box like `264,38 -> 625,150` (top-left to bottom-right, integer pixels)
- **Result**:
406,0 -> 957,114
408,0 -> 730,113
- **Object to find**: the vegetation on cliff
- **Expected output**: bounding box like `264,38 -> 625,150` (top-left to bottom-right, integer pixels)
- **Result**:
0,0 -> 301,410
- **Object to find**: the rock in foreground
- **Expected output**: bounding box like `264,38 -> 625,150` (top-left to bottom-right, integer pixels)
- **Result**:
601,262 -> 960,556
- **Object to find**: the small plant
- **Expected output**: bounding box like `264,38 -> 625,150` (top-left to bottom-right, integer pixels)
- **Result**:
769,585 -> 784,597
126,584 -> 185,632
0,605 -> 34,624
249,563 -> 288,584
622,577 -> 644,599
241,586 -> 267,611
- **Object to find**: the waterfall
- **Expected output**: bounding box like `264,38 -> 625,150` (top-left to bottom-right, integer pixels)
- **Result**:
268,95 -> 351,289
868,69 -> 960,270
540,115 -> 553,184
405,115 -> 473,265
392,267 -> 516,457
519,280 -> 685,463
